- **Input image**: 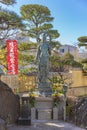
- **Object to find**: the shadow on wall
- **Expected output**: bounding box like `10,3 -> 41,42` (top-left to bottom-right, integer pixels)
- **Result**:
0,80 -> 20,124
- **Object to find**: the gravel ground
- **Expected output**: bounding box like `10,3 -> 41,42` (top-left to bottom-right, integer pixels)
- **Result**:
7,120 -> 85,130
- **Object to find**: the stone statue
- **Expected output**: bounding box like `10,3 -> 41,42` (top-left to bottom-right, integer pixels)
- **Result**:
35,32 -> 52,96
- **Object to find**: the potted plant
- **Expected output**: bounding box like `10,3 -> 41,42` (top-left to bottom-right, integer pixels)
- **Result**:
29,92 -> 36,108
52,93 -> 64,107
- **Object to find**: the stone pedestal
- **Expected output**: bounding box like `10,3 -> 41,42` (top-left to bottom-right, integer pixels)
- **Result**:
31,107 -> 36,120
53,107 -> 58,120
30,97 -> 64,121
31,97 -> 53,120
38,82 -> 52,96
37,108 -> 52,120
35,97 -> 53,109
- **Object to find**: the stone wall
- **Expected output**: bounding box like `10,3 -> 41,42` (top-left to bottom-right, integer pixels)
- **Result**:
67,86 -> 87,97
0,80 -> 20,124
1,69 -> 87,97
71,69 -> 87,88
0,75 -> 18,93
67,69 -> 87,96
69,97 -> 87,128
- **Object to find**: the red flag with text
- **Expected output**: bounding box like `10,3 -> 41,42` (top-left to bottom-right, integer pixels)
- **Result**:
6,40 -> 18,74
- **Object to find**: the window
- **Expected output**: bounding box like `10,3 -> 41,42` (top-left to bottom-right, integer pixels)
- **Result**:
60,49 -> 64,53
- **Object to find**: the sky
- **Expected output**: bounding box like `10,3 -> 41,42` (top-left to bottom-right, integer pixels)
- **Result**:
1,0 -> 87,45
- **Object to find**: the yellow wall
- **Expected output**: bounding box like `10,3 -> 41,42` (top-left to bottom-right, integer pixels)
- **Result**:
71,70 -> 87,88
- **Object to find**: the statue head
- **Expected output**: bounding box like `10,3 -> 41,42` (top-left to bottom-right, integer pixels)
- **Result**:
42,33 -> 47,43
42,32 -> 51,43
38,31 -> 51,43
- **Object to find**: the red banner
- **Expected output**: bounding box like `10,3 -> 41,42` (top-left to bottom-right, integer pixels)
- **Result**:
6,40 -> 18,74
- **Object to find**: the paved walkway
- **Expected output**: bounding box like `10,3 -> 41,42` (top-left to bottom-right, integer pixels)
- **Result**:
7,120 -> 85,130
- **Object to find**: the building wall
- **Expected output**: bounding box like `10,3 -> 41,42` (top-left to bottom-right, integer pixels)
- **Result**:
68,69 -> 87,96
59,45 -> 79,60
79,52 -> 87,59
58,44 -> 87,60
67,86 -> 87,96
71,69 -> 87,87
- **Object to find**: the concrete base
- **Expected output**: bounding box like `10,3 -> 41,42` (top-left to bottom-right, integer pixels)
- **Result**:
31,97 -> 53,120
35,97 -> 53,109
31,97 -> 64,121
31,107 -> 36,120
37,108 -> 52,120
53,107 -> 58,120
